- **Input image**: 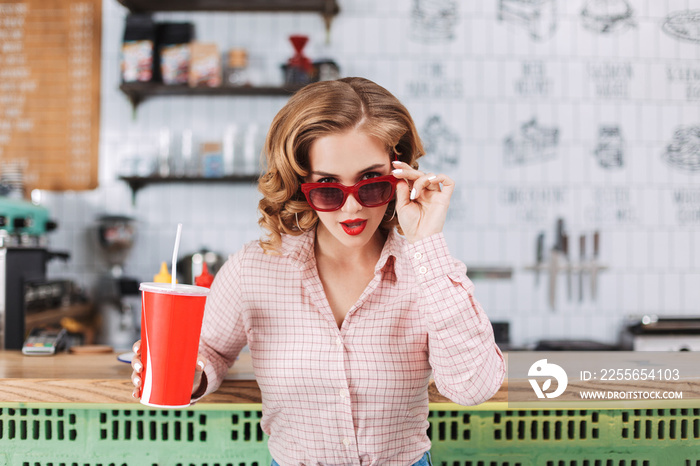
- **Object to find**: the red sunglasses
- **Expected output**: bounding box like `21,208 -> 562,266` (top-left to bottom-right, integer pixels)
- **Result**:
301,175 -> 400,212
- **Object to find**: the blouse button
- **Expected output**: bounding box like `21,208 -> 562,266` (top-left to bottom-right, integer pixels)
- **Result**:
339,389 -> 349,398
419,266 -> 427,274
342,438 -> 351,446
335,337 -> 342,347
414,252 -> 422,260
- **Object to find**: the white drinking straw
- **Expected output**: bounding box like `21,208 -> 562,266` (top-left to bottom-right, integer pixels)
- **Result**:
171,223 -> 182,289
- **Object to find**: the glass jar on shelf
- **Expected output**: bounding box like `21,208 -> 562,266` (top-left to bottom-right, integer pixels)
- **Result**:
224,48 -> 250,87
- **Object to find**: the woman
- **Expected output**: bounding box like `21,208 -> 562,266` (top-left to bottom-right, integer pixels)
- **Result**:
131,77 -> 505,466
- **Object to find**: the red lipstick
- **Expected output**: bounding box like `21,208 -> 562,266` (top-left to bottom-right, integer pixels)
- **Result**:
340,218 -> 367,236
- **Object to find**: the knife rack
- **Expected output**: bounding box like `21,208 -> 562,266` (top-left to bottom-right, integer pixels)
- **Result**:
525,223 -> 607,310
525,257 -> 608,310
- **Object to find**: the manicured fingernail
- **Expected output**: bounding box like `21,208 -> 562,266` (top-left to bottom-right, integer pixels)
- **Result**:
427,175 -> 437,181
133,377 -> 141,387
392,160 -> 402,165
410,188 -> 417,200
197,360 -> 205,370
133,361 -> 142,373
132,390 -> 138,399
392,169 -> 403,175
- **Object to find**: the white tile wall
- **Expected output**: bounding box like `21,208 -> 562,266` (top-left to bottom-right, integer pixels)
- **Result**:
39,0 -> 700,347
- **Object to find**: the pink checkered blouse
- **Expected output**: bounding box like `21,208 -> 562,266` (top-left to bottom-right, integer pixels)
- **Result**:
194,228 -> 505,466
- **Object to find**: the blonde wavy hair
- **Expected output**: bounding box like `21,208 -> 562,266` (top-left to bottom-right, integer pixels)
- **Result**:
257,77 -> 424,254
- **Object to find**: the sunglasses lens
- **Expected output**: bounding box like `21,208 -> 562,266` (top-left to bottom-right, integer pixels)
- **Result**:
308,187 -> 344,211
358,181 -> 393,206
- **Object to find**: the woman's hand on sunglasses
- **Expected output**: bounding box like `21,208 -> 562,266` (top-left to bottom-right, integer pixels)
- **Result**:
391,160 -> 454,243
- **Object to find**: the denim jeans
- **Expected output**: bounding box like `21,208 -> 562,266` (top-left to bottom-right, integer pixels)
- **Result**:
271,451 -> 433,466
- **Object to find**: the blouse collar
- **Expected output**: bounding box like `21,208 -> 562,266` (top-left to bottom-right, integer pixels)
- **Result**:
282,227 -> 404,280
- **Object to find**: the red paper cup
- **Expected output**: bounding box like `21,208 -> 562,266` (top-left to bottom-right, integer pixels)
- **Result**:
138,282 -> 210,408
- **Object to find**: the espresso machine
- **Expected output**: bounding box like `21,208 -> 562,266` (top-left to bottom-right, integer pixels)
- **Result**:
0,196 -> 68,349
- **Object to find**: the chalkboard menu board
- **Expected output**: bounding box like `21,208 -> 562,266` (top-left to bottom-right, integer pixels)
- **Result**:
0,0 -> 101,192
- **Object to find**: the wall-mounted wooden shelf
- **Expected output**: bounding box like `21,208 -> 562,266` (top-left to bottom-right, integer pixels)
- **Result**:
117,0 -> 339,15
116,0 -> 339,34
119,82 -> 304,110
119,174 -> 259,203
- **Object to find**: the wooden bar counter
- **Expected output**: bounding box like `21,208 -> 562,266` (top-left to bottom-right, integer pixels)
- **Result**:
0,349 -> 507,405
4,349 -> 700,407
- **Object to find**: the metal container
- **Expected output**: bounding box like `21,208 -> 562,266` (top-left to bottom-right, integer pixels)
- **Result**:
176,248 -> 225,285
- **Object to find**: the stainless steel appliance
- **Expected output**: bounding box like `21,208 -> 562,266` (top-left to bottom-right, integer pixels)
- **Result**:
622,315 -> 700,351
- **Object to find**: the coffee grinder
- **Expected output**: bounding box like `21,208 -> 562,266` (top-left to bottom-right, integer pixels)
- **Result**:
94,215 -> 140,350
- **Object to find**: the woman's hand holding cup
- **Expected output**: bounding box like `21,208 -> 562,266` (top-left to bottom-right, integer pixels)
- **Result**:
130,340 -> 208,400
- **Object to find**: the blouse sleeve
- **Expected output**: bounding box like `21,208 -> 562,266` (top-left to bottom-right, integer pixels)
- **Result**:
405,233 -> 506,406
191,247 -> 249,403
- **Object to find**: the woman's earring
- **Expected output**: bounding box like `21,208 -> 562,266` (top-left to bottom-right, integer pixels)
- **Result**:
386,207 -> 396,221
295,212 -> 303,231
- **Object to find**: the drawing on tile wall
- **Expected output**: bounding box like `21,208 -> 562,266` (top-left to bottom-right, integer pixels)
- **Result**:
497,0 -> 557,42
419,115 -> 467,224
580,0 -> 635,34
586,62 -> 633,99
594,125 -> 624,169
405,62 -> 464,99
672,188 -> 700,225
661,10 -> 700,44
585,187 -> 637,225
662,125 -> 700,172
515,61 -> 552,97
444,186 -> 470,225
504,118 -> 559,166
666,64 -> 700,101
419,115 -> 460,174
410,0 -> 459,44
500,186 -> 567,224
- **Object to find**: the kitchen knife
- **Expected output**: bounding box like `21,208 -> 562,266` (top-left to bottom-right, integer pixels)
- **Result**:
579,234 -> 586,302
535,232 -> 545,286
591,231 -> 600,300
549,218 -> 565,311
548,247 -> 558,311
554,218 -> 565,252
563,232 -> 571,301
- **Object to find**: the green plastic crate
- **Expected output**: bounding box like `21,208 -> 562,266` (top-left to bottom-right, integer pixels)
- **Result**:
2,406 -> 700,465
426,408 -> 700,466
0,407 -> 271,465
